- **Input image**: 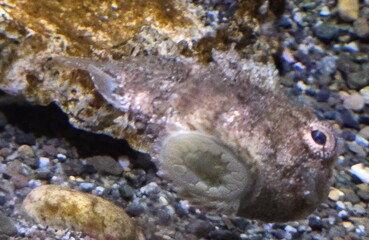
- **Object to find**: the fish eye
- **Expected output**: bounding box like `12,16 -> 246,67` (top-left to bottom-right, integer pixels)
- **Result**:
303,122 -> 337,159
311,130 -> 327,145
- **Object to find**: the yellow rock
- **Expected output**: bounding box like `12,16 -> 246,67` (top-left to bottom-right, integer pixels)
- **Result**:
328,188 -> 344,201
338,0 -> 359,21
22,185 -> 144,240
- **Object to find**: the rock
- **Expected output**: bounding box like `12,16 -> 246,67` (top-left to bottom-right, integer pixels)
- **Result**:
354,18 -> 369,41
186,219 -> 214,238
359,86 -> 369,105
347,142 -> 367,157
0,0 -> 279,152
85,155 -> 123,176
341,129 -> 356,141
342,221 -> 355,232
308,215 -> 323,230
339,108 -> 360,130
328,188 -> 344,201
343,93 -> 365,111
22,185 -> 143,240
314,23 -> 339,42
16,145 -> 35,158
337,0 -> 359,22
350,163 -> 369,184
352,204 -> 366,215
348,71 -> 369,90
0,211 -> 17,236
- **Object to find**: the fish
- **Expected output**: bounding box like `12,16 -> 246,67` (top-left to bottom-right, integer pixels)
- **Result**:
51,47 -> 341,222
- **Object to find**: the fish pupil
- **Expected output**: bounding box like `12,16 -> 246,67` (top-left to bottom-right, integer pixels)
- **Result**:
311,130 -> 326,145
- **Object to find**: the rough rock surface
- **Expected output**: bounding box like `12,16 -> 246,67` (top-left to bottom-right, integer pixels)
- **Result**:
23,184 -> 144,240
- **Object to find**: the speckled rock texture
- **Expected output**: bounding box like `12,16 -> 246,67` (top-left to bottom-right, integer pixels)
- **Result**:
22,185 -> 144,240
0,0 -> 282,145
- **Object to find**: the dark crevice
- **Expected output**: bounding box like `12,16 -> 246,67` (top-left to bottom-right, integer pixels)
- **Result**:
0,101 -> 156,171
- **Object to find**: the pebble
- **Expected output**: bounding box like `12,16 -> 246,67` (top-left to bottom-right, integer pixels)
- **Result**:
314,23 -> 338,42
84,155 -> 122,176
355,135 -> 369,147
352,204 -> 366,215
17,145 -> 34,158
354,18 -> 369,40
338,210 -> 349,219
140,182 -> 161,195
336,201 -> 346,210
348,71 -> 369,90
350,163 -> 369,184
23,185 -> 143,239
79,182 -> 94,192
328,188 -> 344,201
0,211 -> 17,236
359,86 -> 369,104
320,6 -> 330,17
343,93 -> 365,111
308,215 -> 323,230
38,157 -> 50,169
343,42 -> 359,52
337,0 -> 359,21
342,221 -> 355,232
346,142 -> 367,157
359,126 -> 369,140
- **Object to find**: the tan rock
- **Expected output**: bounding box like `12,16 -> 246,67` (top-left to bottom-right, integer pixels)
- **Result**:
338,0 -> 359,22
23,185 -> 144,240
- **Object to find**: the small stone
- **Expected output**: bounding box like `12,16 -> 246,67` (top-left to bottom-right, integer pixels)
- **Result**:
348,71 -> 369,90
186,219 -> 214,238
38,157 -> 50,169
126,201 -> 145,216
342,221 -> 355,232
347,142 -> 367,157
341,129 -> 356,141
0,211 -> 17,236
308,215 -> 323,230
79,182 -> 94,192
93,186 -> 105,196
339,108 -> 360,130
140,182 -> 161,195
284,225 -> 297,234
354,18 -> 369,40
343,42 -> 359,52
314,23 -> 339,42
343,93 -> 365,111
119,183 -> 135,200
338,210 -> 349,219
352,204 -> 366,215
336,201 -> 346,210
17,145 -> 34,158
357,189 -> 369,202
359,126 -> 369,140
359,86 -> 369,104
320,6 -> 330,17
319,56 -> 338,76
328,188 -> 344,201
342,189 -> 361,204
355,135 -> 369,147
208,229 -> 240,240
23,185 -> 142,239
338,0 -> 359,21
350,163 -> 369,184
85,155 -> 122,176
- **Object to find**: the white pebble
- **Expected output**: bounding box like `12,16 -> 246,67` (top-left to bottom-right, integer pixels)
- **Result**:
343,93 -> 365,111
359,86 -> 369,104
350,163 -> 369,184
38,157 -> 50,169
285,225 -> 297,233
355,135 -> 369,147
28,179 -> 42,188
336,201 -> 346,210
56,153 -> 66,161
93,186 -> 105,196
320,6 -> 330,16
343,42 -> 359,52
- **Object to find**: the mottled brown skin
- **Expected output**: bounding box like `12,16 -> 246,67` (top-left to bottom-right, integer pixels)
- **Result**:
53,49 -> 340,222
